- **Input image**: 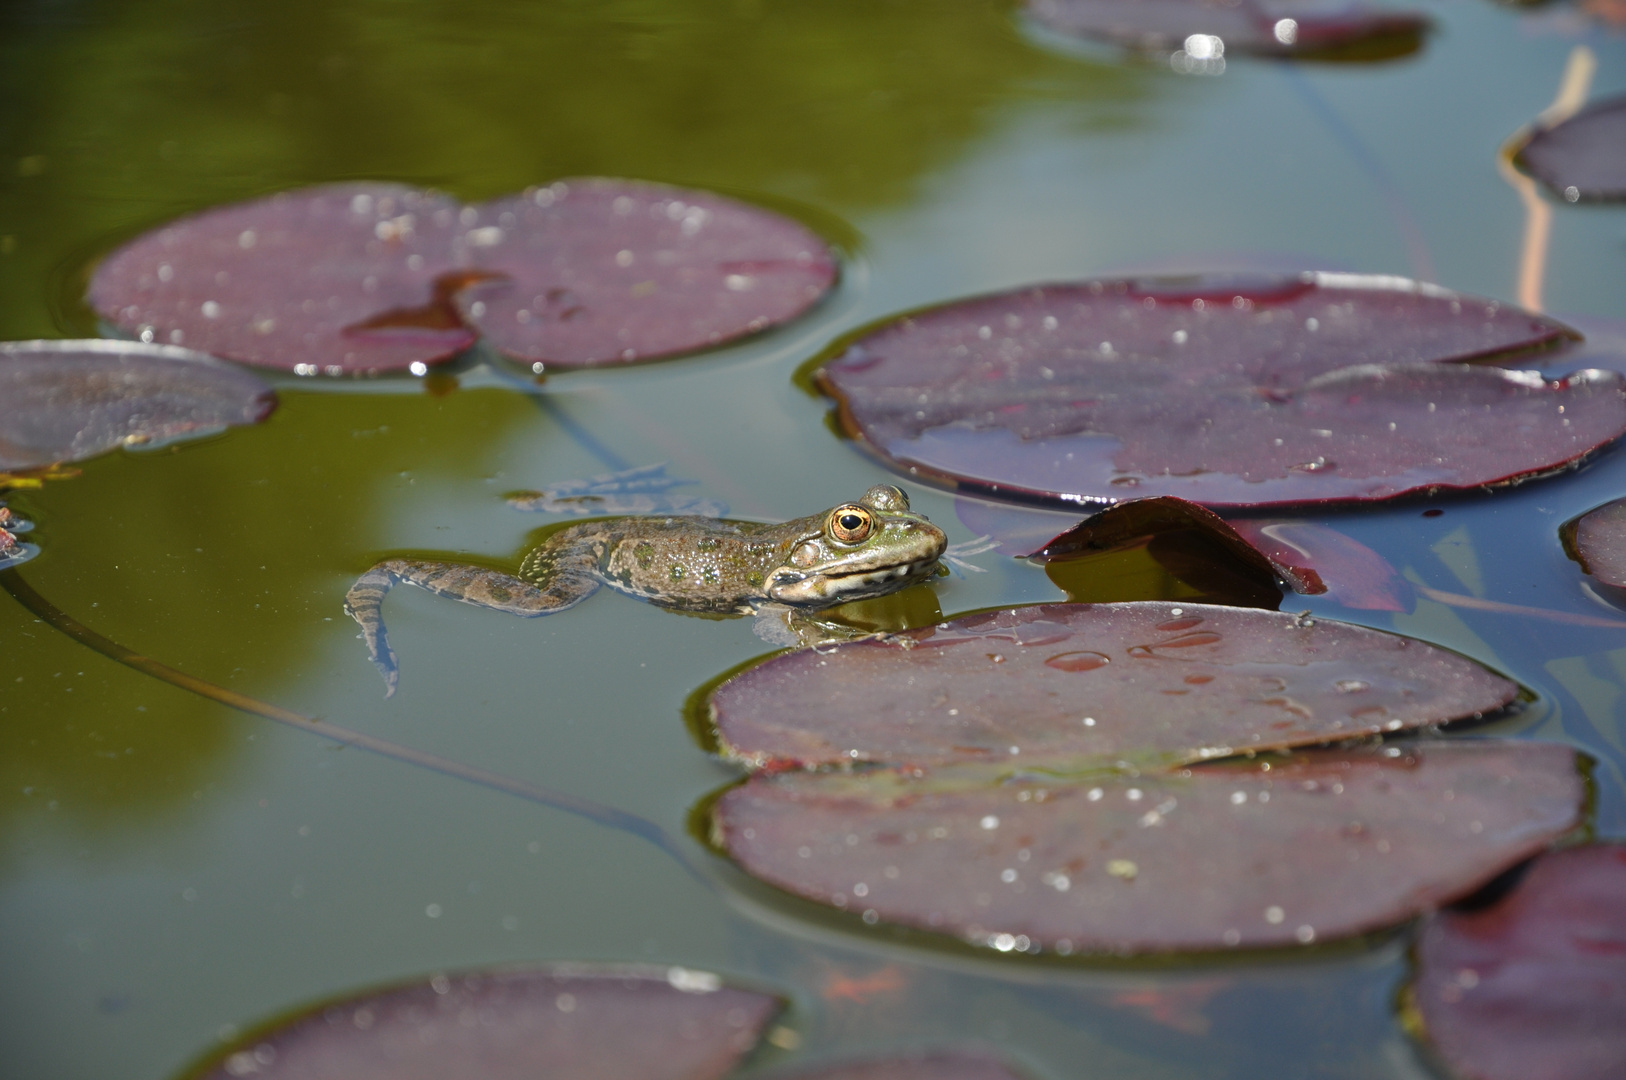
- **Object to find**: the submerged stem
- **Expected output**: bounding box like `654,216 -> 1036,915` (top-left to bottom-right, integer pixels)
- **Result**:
0,569 -> 701,880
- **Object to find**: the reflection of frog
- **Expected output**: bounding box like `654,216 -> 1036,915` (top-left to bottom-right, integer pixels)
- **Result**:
346,484 -> 947,695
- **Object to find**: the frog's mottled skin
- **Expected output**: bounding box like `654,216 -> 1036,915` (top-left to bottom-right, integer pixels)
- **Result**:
346,485 -> 946,695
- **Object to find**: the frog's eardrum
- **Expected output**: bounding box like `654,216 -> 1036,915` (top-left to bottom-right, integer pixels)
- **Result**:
0,340 -> 277,470
814,273 -> 1626,510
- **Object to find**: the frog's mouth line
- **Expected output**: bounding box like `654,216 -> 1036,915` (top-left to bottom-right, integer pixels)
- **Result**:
825,558 -> 940,583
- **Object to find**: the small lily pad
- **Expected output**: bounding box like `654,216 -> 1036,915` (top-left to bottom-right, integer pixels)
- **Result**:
813,273 -> 1617,510
1515,94 -> 1626,203
186,965 -> 779,1080
89,183 -> 474,374
1026,0 -> 1430,60
0,339 -> 277,469
713,740 -> 1583,954
711,602 -> 1517,771
456,179 -> 839,369
1410,844 -> 1626,1080
1563,497 -> 1626,589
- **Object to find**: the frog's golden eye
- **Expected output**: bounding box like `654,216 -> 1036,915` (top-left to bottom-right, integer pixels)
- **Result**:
828,504 -> 874,543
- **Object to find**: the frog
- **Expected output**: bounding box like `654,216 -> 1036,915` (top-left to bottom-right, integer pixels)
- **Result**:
345,483 -> 948,696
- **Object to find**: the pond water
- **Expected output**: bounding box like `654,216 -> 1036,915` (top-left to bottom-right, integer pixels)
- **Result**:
2,2 -> 1623,1077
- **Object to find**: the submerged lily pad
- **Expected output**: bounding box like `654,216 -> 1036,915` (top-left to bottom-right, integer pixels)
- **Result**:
508,462 -> 729,517
89,183 -> 474,374
0,340 -> 277,469
1410,844 -> 1626,1080
813,273 -> 1619,510
89,180 -> 838,375
779,1051 -> 1026,1080
457,180 -> 838,369
711,602 -> 1517,771
1026,0 -> 1430,59
1515,95 -> 1626,203
713,740 -> 1582,954
1562,497 -> 1626,589
187,965 -> 779,1080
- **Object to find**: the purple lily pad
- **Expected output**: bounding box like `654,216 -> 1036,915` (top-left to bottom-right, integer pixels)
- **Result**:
1563,497 -> 1626,589
712,740 -> 1583,954
187,965 -> 779,1080
776,1051 -> 1026,1080
1227,518 -> 1413,612
814,273 -> 1619,510
0,339 -> 277,469
88,180 -> 838,375
1026,0 -> 1429,59
711,602 -> 1515,772
89,183 -> 475,375
1025,496 -> 1413,611
1515,95 -> 1626,204
1410,844 -> 1626,1080
454,179 -> 838,369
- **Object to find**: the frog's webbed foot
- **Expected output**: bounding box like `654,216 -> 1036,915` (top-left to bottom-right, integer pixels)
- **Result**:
344,558 -> 599,697
752,605 -> 887,651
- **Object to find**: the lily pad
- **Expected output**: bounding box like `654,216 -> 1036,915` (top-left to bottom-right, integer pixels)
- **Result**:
713,740 -> 1583,954
456,179 -> 839,369
1562,497 -> 1626,589
89,183 -> 475,374
813,273 -> 1620,510
1026,0 -> 1430,60
1028,496 -> 1413,611
186,965 -> 779,1080
0,339 -> 277,469
1514,94 -> 1626,203
1226,518 -> 1413,612
89,180 -> 838,375
1410,844 -> 1626,1080
711,602 -> 1517,771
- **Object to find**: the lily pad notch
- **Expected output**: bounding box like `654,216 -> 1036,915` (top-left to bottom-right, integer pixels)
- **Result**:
89,179 -> 840,375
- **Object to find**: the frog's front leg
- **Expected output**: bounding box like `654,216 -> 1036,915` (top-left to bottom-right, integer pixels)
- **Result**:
344,558 -> 598,697
752,604 -> 888,650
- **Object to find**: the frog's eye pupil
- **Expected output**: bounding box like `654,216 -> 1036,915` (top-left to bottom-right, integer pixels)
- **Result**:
830,505 -> 873,542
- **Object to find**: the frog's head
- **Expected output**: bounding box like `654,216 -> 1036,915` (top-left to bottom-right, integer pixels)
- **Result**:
765,484 -> 948,609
